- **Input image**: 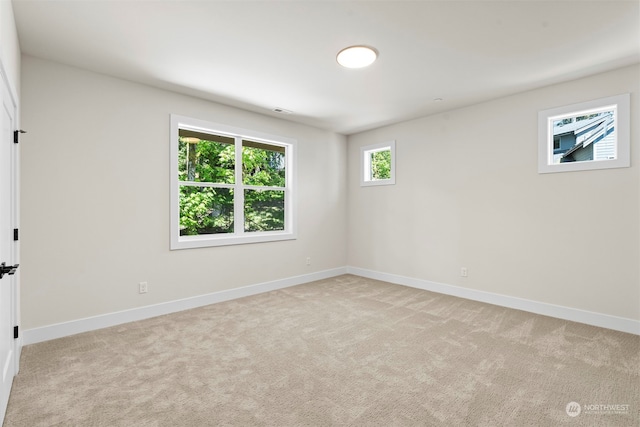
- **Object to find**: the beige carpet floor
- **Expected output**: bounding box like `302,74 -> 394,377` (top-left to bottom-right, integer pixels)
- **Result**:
3,275 -> 639,426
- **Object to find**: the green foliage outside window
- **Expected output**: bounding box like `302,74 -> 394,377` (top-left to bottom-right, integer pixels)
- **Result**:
244,189 -> 284,232
179,186 -> 234,235
370,149 -> 391,180
242,144 -> 285,232
178,137 -> 235,184
178,135 -> 286,235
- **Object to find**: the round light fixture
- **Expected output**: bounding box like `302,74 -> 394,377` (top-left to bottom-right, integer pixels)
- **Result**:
336,45 -> 378,69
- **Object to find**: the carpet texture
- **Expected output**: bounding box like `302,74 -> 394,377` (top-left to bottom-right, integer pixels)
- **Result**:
4,275 -> 639,426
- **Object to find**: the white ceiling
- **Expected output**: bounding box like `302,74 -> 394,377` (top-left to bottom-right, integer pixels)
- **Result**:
12,0 -> 640,135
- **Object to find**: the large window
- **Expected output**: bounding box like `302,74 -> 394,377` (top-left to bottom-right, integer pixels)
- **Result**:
170,115 -> 296,249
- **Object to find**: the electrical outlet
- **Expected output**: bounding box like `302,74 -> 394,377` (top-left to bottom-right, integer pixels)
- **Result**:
460,267 -> 468,277
139,281 -> 148,294
306,257 -> 311,266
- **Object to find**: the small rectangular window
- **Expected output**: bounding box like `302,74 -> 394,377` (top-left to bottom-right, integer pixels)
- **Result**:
538,94 -> 630,174
361,141 -> 396,186
171,115 -> 297,249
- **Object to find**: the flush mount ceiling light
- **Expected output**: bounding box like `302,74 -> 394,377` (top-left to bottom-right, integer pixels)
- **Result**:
336,45 -> 378,69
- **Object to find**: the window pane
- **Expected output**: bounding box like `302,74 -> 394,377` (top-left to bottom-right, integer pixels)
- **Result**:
551,110 -> 615,164
370,149 -> 391,180
178,129 -> 235,184
244,189 -> 285,232
179,186 -> 234,235
242,140 -> 285,187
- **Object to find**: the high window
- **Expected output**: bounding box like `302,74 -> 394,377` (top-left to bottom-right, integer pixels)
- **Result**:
170,115 -> 296,249
361,141 -> 396,186
538,93 -> 630,174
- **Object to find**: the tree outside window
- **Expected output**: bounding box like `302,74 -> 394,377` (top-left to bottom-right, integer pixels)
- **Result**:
361,141 -> 396,187
171,115 -> 296,249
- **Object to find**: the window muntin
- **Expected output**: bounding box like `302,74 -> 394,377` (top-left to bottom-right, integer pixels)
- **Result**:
361,141 -> 396,186
171,115 -> 296,249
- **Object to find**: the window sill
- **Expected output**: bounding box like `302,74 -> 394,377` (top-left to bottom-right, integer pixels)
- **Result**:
170,231 -> 297,250
361,178 -> 395,187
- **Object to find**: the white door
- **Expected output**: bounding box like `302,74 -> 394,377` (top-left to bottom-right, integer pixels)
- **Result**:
0,75 -> 17,423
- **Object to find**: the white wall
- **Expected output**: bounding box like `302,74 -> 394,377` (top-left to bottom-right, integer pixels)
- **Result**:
18,54 -> 640,333
347,65 -> 639,322
20,56 -> 347,330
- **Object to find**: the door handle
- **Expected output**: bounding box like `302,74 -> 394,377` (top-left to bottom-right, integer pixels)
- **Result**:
0,262 -> 19,279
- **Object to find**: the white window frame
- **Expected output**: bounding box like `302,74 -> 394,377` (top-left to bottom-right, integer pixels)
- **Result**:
170,115 -> 297,250
538,93 -> 630,174
361,140 -> 396,186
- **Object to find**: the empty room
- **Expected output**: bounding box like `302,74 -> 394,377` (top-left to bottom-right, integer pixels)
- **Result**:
0,0 -> 638,426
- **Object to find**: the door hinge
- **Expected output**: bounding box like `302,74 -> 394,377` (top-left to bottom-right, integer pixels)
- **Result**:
13,228 -> 18,241
14,129 -> 26,144
13,326 -> 18,339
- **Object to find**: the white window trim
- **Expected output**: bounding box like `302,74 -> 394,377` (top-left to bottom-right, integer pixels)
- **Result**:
360,140 -> 396,187
537,93 -> 630,174
170,115 -> 297,250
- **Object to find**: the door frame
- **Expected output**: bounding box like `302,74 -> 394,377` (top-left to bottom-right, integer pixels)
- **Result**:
0,56 -> 20,423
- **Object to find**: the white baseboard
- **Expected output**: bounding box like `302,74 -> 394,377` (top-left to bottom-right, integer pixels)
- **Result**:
22,265 -> 639,345
347,266 -> 640,335
23,267 -> 347,345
